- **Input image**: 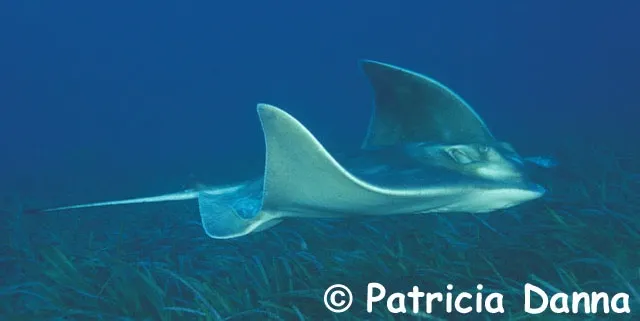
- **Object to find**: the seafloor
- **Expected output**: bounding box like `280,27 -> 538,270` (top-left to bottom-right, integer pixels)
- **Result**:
1,138 -> 639,321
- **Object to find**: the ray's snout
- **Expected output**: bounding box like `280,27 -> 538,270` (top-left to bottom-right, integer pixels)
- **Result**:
471,142 -> 545,186
470,180 -> 546,214
521,181 -> 547,200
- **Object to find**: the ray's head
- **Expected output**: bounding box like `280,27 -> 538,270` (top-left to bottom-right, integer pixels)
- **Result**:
448,142 -> 529,182
406,141 -> 546,211
406,142 -> 528,180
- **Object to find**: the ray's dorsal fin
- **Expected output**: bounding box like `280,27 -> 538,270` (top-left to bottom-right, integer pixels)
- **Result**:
360,60 -> 495,149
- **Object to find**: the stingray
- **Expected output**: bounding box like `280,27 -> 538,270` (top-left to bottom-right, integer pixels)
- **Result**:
26,60 -> 551,239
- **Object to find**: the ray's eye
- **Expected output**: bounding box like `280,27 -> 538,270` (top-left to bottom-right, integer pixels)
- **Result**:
478,145 -> 489,153
448,148 -> 474,164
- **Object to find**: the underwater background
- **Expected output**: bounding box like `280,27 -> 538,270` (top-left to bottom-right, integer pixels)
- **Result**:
1,1 -> 639,320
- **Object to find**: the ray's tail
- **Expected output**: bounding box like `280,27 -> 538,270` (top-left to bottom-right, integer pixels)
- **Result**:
24,190 -> 201,214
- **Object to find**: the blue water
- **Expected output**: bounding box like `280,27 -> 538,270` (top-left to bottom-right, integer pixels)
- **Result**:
1,1 -> 639,320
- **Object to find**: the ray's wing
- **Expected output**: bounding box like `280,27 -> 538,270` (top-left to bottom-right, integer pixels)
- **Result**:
360,60 -> 495,149
199,104 -> 456,239
258,104 -> 448,209
358,60 -> 557,168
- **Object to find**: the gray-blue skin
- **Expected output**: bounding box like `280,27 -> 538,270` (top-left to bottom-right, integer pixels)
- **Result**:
27,60 -> 553,240
358,60 -> 555,169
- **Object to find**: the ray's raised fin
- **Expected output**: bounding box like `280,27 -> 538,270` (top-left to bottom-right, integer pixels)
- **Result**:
200,103 -> 435,239
360,59 -> 495,149
257,103 -> 405,210
200,103 -> 371,239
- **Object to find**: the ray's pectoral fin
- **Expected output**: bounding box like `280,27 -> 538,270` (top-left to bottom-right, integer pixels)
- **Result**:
202,103 -> 423,239
202,103 -> 408,239
257,103 -> 421,214
360,59 -> 495,149
358,60 -> 555,171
